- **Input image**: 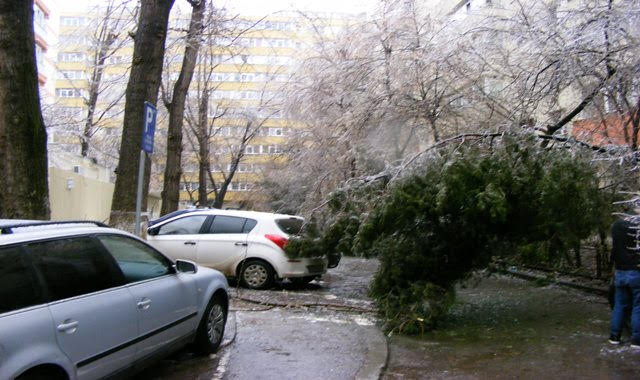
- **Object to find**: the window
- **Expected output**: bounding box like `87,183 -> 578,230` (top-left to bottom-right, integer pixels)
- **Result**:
0,246 -> 44,314
57,70 -> 84,80
107,55 -> 128,65
57,106 -> 84,118
56,88 -> 83,98
275,218 -> 304,235
98,235 -> 173,282
269,127 -> 283,136
158,215 -> 207,235
60,17 -> 85,27
208,216 -> 249,234
60,35 -> 86,45
58,52 -> 85,62
243,219 -> 257,233
34,7 -> 46,31
35,45 -> 44,66
27,237 -> 122,301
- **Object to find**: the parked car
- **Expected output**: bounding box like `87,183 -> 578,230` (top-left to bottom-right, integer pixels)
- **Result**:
146,209 -> 334,290
0,220 -> 228,380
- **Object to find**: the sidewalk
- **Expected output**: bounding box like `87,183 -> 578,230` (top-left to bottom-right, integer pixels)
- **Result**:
223,306 -> 387,380
221,258 -> 387,380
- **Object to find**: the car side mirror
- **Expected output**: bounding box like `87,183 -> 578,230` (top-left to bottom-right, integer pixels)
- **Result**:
147,226 -> 159,236
175,259 -> 198,274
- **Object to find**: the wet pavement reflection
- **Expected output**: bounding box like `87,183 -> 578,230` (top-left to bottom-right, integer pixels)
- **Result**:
385,275 -> 640,379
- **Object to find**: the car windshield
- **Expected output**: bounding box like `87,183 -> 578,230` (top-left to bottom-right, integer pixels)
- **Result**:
275,218 -> 304,236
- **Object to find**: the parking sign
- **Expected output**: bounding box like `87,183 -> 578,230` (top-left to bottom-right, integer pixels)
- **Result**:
142,101 -> 157,154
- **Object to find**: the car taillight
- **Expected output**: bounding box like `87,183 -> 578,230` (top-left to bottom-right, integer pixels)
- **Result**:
265,234 -> 288,250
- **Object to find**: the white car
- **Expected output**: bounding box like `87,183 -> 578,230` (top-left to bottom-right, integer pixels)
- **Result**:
146,209 -> 328,289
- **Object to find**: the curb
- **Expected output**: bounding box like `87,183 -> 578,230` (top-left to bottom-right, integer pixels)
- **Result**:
220,311 -> 237,348
356,326 -> 389,380
502,268 -> 609,297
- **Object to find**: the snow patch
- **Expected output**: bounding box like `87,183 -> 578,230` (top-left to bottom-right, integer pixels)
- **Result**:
289,313 -> 376,326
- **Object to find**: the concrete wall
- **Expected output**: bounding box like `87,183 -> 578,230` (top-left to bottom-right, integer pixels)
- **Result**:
49,166 -> 114,222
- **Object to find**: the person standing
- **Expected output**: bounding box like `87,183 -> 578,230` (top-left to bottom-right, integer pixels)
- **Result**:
609,216 -> 640,346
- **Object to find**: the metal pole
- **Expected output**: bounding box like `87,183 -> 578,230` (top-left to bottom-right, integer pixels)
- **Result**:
135,149 -> 146,236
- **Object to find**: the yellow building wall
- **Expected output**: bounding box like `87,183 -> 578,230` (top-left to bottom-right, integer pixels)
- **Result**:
49,166 -> 114,222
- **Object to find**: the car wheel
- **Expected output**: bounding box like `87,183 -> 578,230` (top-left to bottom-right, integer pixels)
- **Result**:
195,294 -> 227,354
289,276 -> 315,286
240,260 -> 274,290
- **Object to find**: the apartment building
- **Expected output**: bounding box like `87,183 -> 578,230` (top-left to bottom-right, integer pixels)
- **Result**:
48,4 -> 361,210
33,0 -> 59,103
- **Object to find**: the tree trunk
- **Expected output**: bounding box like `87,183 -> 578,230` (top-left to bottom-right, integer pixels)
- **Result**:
82,16 -> 117,157
110,0 -> 174,230
0,0 -> 50,219
161,0 -> 205,215
197,90 -> 210,206
212,143 -> 244,209
573,243 -> 581,269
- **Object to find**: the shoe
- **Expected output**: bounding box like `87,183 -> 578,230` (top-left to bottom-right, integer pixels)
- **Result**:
631,338 -> 640,348
609,334 -> 621,345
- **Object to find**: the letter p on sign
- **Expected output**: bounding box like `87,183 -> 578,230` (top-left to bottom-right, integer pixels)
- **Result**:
141,101 -> 157,154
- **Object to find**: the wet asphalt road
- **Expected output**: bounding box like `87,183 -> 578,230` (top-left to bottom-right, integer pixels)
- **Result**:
137,258 -> 383,380
138,258 -> 640,379
384,275 -> 640,379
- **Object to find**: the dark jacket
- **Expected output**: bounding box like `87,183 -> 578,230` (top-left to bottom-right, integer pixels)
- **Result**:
611,218 -> 640,270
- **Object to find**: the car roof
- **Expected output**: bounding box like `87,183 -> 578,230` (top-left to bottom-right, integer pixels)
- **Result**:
0,221 -> 136,246
0,219 -> 39,227
150,209 -> 302,227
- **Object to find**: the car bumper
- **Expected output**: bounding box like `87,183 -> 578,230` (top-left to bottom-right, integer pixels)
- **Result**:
278,257 -> 328,278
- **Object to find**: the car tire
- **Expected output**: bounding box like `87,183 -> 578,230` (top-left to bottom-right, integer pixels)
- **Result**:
240,259 -> 274,290
16,367 -> 67,380
289,276 -> 315,286
195,294 -> 227,354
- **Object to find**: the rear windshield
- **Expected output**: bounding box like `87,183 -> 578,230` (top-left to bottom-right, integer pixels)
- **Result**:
275,218 -> 304,235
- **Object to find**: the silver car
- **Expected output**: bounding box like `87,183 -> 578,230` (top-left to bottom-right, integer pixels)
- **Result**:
0,220 -> 229,380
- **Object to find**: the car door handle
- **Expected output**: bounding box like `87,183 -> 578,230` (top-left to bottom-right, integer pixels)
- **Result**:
234,242 -> 248,246
57,320 -> 79,333
137,299 -> 152,310
184,241 -> 196,245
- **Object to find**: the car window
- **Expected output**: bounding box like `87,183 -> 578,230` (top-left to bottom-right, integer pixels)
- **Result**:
208,215 -> 247,234
275,218 -> 304,235
0,246 -> 44,314
27,237 -> 122,302
243,219 -> 257,233
158,215 -> 207,235
98,235 -> 173,283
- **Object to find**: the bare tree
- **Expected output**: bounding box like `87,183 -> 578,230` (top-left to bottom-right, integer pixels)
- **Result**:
49,1 -> 137,163
265,0 -> 640,216
174,11 -> 281,209
0,0 -> 50,219
80,1 -> 137,158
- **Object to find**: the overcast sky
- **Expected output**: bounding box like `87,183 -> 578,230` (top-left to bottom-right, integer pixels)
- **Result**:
219,0 -> 376,15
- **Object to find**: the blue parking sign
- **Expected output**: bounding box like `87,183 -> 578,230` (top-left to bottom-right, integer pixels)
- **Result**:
142,101 -> 157,154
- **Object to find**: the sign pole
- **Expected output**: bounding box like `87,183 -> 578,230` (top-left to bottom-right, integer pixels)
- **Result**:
134,149 -> 146,236
135,101 -> 157,236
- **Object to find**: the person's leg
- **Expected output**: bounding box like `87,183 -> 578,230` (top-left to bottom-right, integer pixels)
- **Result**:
611,271 -> 631,343
627,271 -> 640,347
